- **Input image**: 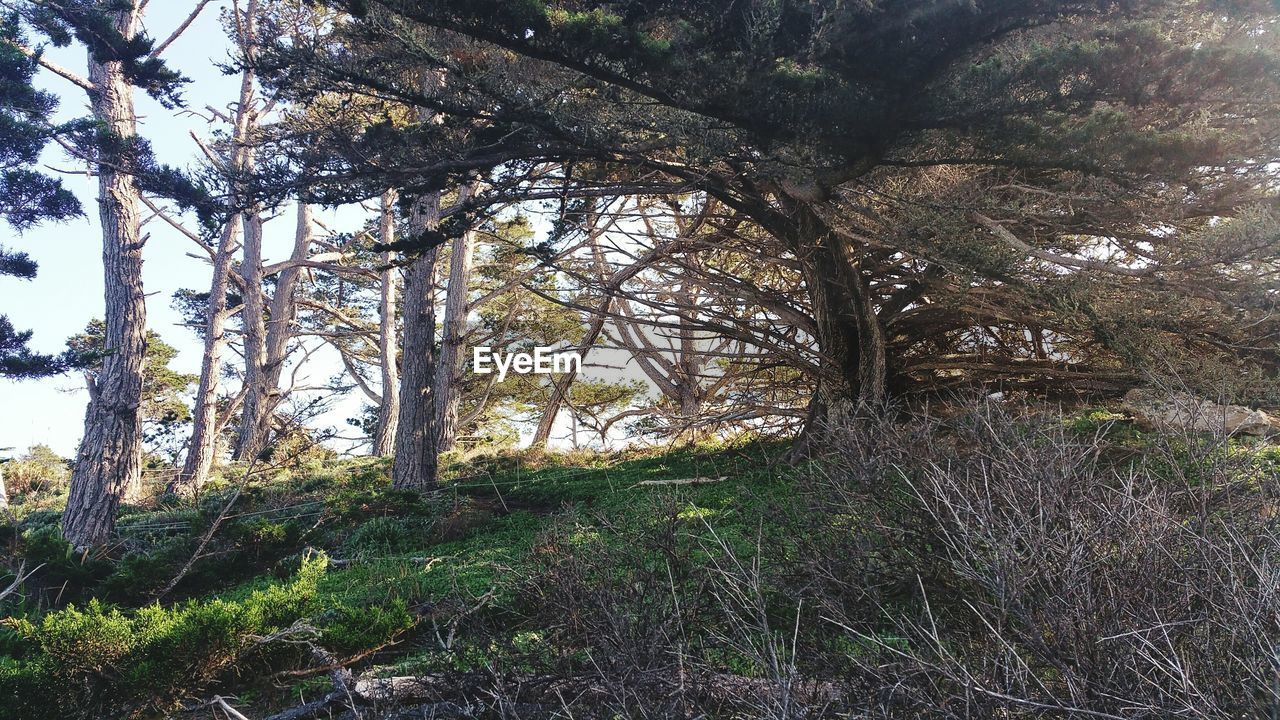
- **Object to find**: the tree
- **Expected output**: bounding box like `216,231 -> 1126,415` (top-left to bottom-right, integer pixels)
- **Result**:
67,320 -> 195,474
282,0 -> 1280,447
171,0 -> 266,491
374,189 -> 400,456
0,16 -> 82,379
392,187 -> 443,489
7,0 -> 201,547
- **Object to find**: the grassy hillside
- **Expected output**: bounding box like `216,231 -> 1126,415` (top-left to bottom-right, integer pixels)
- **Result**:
1,407 -> 1277,719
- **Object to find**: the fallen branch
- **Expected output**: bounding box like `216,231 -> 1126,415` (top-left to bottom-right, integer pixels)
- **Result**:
0,562 -> 44,604
632,476 -> 727,488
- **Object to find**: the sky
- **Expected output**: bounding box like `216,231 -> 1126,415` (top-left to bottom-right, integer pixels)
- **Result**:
0,2 -> 372,457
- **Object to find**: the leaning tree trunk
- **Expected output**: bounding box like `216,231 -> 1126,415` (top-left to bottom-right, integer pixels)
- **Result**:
174,19 -> 261,491
234,212 -> 269,461
434,228 -> 475,452
531,300 -> 610,447
63,6 -> 147,548
375,190 -> 401,456
173,214 -> 243,492
261,203 -> 313,399
392,191 -> 443,490
532,231 -> 632,447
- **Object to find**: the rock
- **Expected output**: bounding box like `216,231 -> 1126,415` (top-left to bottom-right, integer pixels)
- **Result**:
1121,389 -> 1279,436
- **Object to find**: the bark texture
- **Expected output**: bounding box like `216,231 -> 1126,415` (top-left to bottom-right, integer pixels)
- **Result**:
234,211 -> 269,460
174,214 -> 243,492
790,204 -> 886,441
62,4 -> 147,548
375,190 -> 401,456
433,228 -> 475,452
392,191 -> 442,490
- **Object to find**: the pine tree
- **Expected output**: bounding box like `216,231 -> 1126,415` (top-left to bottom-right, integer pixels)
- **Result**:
7,0 -> 195,546
0,16 -> 82,379
271,0 -> 1280,442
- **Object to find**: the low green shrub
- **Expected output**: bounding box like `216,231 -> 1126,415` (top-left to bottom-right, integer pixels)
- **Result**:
343,516 -> 430,557
0,553 -> 329,720
318,597 -> 414,654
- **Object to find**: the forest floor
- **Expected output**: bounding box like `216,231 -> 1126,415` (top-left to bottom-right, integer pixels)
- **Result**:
1,406 -> 1278,719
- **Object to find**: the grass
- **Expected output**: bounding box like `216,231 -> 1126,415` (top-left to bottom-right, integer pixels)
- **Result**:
1,419 -> 1277,719
0,438 -> 800,719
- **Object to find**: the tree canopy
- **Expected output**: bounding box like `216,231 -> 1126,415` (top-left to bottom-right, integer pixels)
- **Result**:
262,0 -> 1280,423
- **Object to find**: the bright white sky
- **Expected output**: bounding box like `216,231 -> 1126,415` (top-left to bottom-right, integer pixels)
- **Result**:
0,2 -> 375,457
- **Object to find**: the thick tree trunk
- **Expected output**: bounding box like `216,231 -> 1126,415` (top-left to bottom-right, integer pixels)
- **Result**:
672,284 -> 707,440
173,214 -> 243,492
375,190 -> 401,456
63,5 -> 147,548
392,192 -> 442,490
234,212 -> 269,460
790,205 -> 886,444
433,229 -> 475,452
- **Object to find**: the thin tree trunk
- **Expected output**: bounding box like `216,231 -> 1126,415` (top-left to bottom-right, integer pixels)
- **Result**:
375,190 -> 401,456
262,203 -> 313,395
531,227 -> 627,448
531,314 -> 606,448
173,214 -> 243,492
62,4 -> 146,548
392,191 -> 442,490
434,228 -> 475,452
174,15 -> 261,490
234,211 -> 268,460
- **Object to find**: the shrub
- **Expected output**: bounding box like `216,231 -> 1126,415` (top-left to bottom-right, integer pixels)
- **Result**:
800,403 -> 1280,718
343,516 -> 429,557
515,500 -> 728,717
0,553 -> 329,719
2,445 -> 70,498
319,597 -> 414,654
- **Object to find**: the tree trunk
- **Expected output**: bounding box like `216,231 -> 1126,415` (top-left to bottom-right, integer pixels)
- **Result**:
173,214 -> 243,492
62,5 -> 147,548
791,204 -> 886,438
672,283 -> 707,441
262,203 -> 313,395
234,211 -> 269,460
434,228 -> 475,452
531,304 -> 608,448
392,191 -> 442,490
375,190 -> 401,456
174,19 -> 260,490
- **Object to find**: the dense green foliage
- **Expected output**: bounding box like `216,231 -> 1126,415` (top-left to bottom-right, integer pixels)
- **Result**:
269,0 -> 1280,410
0,16 -> 82,379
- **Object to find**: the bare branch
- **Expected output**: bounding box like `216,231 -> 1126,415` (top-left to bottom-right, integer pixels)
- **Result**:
149,0 -> 215,58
